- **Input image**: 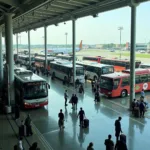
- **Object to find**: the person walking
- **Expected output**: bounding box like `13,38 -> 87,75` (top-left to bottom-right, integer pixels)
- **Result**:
64,90 -> 68,106
25,114 -> 33,136
87,142 -> 94,150
104,134 -> 114,150
78,107 -> 85,127
141,89 -> 145,98
17,137 -> 24,150
58,109 -> 65,130
29,142 -> 40,150
139,100 -> 145,118
70,94 -> 75,109
115,116 -> 122,142
74,94 -> 78,110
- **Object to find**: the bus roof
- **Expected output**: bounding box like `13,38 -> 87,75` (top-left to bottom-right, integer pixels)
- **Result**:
76,61 -> 113,68
101,72 -> 129,79
101,58 -> 141,63
122,68 -> 150,74
50,61 -> 83,68
56,54 -> 73,58
15,69 -> 46,83
83,56 -> 101,58
35,56 -> 56,60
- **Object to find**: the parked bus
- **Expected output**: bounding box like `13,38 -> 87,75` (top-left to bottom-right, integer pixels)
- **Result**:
55,54 -> 73,61
14,69 -> 50,109
18,55 -> 35,66
82,56 -> 101,63
34,56 -> 55,70
100,68 -> 150,98
139,63 -> 150,69
76,61 -> 114,80
100,58 -> 141,72
50,60 -> 85,84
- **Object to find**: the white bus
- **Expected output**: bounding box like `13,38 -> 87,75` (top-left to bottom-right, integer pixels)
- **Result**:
18,55 -> 35,66
14,69 -> 50,109
50,61 -> 85,84
139,63 -> 150,69
76,61 -> 114,80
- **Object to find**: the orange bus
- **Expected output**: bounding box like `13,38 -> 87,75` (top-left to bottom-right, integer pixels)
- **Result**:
100,68 -> 150,98
100,58 -> 141,72
82,56 -> 101,63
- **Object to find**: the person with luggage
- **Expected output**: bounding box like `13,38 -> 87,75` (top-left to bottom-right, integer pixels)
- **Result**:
139,100 -> 146,118
104,134 -> 114,150
79,84 -> 84,94
58,109 -> 65,130
115,116 -> 122,142
74,94 -> 78,110
19,120 -> 26,137
87,142 -> 94,150
25,114 -> 33,136
64,90 -> 68,107
78,107 -> 85,127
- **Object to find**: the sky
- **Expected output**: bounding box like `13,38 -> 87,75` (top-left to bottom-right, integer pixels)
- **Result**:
2,1 -> 150,45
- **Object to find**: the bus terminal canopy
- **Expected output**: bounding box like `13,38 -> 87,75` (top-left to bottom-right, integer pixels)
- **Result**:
0,0 -> 149,33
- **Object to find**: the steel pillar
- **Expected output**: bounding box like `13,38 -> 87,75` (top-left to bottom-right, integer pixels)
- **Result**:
16,33 -> 18,58
5,13 -> 14,108
130,5 -> 137,109
72,19 -> 76,89
28,30 -> 31,66
0,28 -> 3,89
44,26 -> 47,69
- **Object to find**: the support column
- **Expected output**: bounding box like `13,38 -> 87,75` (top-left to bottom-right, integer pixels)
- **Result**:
44,26 -> 47,69
16,33 -> 18,58
5,13 -> 14,110
28,30 -> 31,66
0,27 -> 3,89
130,5 -> 137,109
72,19 -> 76,89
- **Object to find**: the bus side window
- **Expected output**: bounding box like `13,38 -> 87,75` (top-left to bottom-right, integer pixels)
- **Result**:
148,75 -> 150,82
113,79 -> 120,89
121,77 -> 129,87
140,74 -> 148,83
135,75 -> 140,84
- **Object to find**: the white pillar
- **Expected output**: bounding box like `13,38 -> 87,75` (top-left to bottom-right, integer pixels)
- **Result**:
72,19 -> 76,89
0,27 -> 3,89
5,13 -> 14,108
16,33 -> 18,58
44,26 -> 47,69
28,30 -> 31,66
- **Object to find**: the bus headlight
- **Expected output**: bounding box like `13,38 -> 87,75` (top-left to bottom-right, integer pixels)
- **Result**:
108,92 -> 112,94
24,102 -> 31,105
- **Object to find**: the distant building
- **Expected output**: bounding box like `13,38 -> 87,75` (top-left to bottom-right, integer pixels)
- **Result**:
95,44 -> 103,49
125,42 -> 148,51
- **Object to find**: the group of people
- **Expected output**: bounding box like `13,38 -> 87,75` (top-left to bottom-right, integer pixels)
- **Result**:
132,89 -> 148,118
87,116 -> 128,150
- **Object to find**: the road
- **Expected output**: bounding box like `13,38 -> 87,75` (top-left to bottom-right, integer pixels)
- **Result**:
22,73 -> 150,150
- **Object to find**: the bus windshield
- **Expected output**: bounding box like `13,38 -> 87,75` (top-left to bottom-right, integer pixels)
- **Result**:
100,77 -> 113,90
24,82 -> 48,99
101,66 -> 114,74
76,68 -> 84,76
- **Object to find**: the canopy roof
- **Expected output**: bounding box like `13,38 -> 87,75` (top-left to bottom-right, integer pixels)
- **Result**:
0,0 -> 149,33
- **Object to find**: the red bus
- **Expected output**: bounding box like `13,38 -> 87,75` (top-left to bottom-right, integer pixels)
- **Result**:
34,56 -> 55,70
82,56 -> 101,63
100,58 -> 141,72
100,68 -> 150,98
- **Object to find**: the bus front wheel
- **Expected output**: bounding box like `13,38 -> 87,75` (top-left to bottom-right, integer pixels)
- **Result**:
52,72 -> 55,80
121,90 -> 127,98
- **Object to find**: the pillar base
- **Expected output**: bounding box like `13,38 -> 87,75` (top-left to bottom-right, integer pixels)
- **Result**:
5,105 -> 12,114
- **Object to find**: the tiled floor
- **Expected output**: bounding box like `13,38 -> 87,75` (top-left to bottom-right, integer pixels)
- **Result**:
24,76 -> 150,150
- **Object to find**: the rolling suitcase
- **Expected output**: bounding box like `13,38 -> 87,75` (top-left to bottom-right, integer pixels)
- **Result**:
84,119 -> 89,128
19,124 -> 26,137
120,133 -> 126,143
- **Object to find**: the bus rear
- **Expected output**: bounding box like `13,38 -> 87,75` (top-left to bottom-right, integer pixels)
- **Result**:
100,73 -> 130,98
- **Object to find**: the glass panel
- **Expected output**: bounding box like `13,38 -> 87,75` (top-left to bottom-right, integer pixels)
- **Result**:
24,82 -> 48,99
113,79 -> 120,89
140,74 -> 148,83
100,77 -> 113,90
121,77 -> 129,87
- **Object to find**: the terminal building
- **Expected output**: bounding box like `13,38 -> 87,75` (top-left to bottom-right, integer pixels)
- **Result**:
125,42 -> 148,51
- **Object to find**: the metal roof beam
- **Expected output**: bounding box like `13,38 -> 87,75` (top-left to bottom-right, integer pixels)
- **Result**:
0,0 -> 20,7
